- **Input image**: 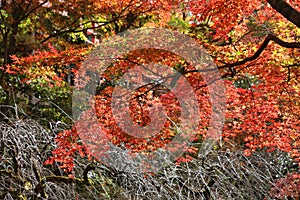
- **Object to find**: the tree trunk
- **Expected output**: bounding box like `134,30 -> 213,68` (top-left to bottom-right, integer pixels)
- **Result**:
267,0 -> 300,28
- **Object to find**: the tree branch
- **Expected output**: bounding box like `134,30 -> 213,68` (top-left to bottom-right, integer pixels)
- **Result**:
83,163 -> 96,185
267,0 -> 300,28
218,34 -> 300,70
45,175 -> 84,184
187,34 -> 300,74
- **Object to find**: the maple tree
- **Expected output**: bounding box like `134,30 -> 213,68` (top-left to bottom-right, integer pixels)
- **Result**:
0,0 -> 175,63
0,0 -> 177,119
1,0 -> 300,199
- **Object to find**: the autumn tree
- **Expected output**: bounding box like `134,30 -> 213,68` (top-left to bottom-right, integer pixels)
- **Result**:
1,0 -> 300,199
0,0 -> 177,120
187,0 -> 300,159
0,0 -> 176,64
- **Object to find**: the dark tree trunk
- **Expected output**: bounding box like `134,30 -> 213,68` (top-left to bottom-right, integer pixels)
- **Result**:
267,0 -> 300,28
7,23 -> 19,64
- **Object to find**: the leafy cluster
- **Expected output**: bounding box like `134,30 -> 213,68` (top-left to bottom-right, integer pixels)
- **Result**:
1,0 -> 300,199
